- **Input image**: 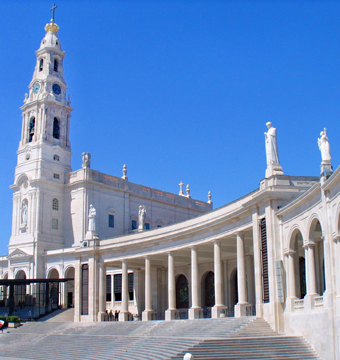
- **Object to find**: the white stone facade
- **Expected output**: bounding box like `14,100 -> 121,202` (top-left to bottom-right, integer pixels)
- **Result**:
1,17 -> 340,360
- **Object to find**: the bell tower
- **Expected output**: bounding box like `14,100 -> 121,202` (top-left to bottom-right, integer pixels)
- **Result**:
9,9 -> 73,279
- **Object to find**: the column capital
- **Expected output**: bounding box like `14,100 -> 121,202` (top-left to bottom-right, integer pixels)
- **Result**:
190,245 -> 197,251
284,248 -> 296,256
213,239 -> 221,246
303,241 -> 315,249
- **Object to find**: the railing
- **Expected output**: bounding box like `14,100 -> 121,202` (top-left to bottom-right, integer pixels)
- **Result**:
294,299 -> 305,311
314,296 -> 324,309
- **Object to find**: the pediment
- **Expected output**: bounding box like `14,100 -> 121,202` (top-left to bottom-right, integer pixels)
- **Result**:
7,249 -> 31,260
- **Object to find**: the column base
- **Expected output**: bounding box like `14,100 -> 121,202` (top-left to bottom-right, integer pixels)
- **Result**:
188,307 -> 203,320
119,312 -> 129,322
142,310 -> 155,321
304,294 -> 317,311
234,303 -> 250,317
97,312 -> 106,322
211,305 -> 225,319
285,297 -> 297,312
165,309 -> 177,321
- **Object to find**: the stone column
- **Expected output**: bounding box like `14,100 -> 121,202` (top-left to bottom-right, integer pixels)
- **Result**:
212,240 -> 225,318
235,232 -> 249,317
98,261 -> 106,321
252,210 -> 263,317
189,246 -> 202,319
142,256 -> 154,321
73,258 -> 81,322
119,260 -> 129,321
304,243 -> 318,311
165,252 -> 177,320
286,250 -> 297,312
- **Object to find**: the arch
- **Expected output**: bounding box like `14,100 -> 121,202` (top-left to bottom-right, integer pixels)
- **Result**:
307,213 -> 323,243
176,274 -> 189,309
288,224 -> 305,251
47,268 -> 59,279
15,270 -> 26,279
54,59 -> 58,72
307,215 -> 326,295
29,117 -> 35,142
201,271 -> 215,308
2,272 -> 8,280
53,117 -> 60,139
17,174 -> 29,188
39,58 -> 43,72
64,266 -> 75,308
52,198 -> 59,211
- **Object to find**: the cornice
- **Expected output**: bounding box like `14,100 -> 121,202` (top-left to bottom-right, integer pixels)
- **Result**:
276,182 -> 321,217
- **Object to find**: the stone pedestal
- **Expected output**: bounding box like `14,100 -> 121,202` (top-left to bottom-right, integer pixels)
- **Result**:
234,303 -> 249,317
119,312 -> 129,322
323,292 -> 333,309
285,297 -> 297,312
142,310 -> 155,321
97,312 -> 106,322
266,165 -> 283,178
188,307 -> 202,320
211,305 -> 225,319
304,294 -> 317,311
82,231 -> 99,247
165,309 -> 177,321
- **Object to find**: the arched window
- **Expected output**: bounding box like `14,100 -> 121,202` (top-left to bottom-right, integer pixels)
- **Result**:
39,59 -> 43,72
54,59 -> 58,72
53,117 -> 60,139
29,118 -> 35,142
52,198 -> 59,211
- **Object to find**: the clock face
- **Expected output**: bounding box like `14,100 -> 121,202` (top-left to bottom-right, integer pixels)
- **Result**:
33,82 -> 40,94
52,83 -> 61,95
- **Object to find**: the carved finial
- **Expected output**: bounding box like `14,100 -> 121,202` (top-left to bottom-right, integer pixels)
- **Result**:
179,181 -> 184,196
122,164 -> 128,180
186,184 -> 191,198
208,191 -> 212,204
68,94 -> 71,104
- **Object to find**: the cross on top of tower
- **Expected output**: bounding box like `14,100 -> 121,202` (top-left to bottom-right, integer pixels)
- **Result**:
50,3 -> 58,22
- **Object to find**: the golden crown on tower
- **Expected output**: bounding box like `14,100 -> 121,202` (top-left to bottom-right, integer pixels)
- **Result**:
45,21 -> 59,34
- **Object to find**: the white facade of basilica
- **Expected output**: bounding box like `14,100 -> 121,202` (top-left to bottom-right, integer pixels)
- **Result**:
1,17 -> 340,360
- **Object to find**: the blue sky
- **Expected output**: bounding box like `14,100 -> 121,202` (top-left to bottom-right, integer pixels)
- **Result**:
1,0 -> 340,255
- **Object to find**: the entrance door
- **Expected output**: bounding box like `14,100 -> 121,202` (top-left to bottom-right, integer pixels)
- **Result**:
67,292 -> 73,308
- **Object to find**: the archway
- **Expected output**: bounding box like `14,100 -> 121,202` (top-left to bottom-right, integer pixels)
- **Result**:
65,267 -> 75,308
176,274 -> 189,309
289,229 -> 306,299
15,270 -> 26,306
309,219 -> 325,295
47,268 -> 59,309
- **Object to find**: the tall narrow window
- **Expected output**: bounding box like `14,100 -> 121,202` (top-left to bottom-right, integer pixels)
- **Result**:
53,117 -> 60,139
108,214 -> 114,228
29,118 -> 35,142
52,198 -> 59,211
54,59 -> 58,72
39,59 -> 43,72
131,220 -> 137,230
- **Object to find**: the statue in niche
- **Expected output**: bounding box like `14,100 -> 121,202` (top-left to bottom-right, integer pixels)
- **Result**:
138,205 -> 146,231
88,204 -> 96,232
318,128 -> 331,162
82,152 -> 91,168
264,122 -> 280,166
21,201 -> 28,227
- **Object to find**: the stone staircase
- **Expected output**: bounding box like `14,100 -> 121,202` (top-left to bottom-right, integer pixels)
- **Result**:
0,317 -> 320,360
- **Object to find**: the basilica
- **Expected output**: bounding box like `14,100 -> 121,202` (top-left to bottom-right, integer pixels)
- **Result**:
1,13 -> 340,360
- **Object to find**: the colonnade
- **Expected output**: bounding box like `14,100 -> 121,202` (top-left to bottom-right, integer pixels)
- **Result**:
96,231 -> 258,322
